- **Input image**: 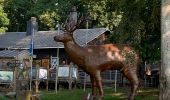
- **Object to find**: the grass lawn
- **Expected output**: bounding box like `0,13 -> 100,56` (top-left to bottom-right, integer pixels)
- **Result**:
0,87 -> 159,100
41,87 -> 159,100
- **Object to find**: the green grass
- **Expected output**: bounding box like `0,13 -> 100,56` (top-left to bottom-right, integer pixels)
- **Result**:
0,88 -> 159,100
41,87 -> 159,100
0,97 -> 6,100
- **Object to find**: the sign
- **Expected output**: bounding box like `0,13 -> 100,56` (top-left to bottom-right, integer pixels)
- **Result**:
30,68 -> 47,79
0,71 -> 13,83
51,57 -> 59,69
58,66 -> 77,78
7,62 -> 20,67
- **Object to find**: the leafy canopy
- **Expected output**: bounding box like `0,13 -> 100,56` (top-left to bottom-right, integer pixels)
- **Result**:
2,0 -> 160,62
0,0 -> 9,32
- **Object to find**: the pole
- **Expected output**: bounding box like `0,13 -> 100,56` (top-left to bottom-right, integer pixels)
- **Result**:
35,67 -> 39,93
55,49 -> 59,93
69,62 -> 72,90
30,57 -> 33,91
55,21 -> 60,93
114,70 -> 117,93
83,19 -> 89,92
83,73 -> 86,92
29,17 -> 36,91
144,61 -> 147,87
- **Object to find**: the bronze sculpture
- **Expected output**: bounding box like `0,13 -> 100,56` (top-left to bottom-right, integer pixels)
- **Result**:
54,18 -> 139,100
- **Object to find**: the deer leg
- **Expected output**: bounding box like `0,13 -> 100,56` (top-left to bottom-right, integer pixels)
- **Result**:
90,76 -> 97,100
95,71 -> 104,100
122,67 -> 139,100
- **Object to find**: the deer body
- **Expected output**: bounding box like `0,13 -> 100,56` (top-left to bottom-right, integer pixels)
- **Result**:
54,32 -> 139,100
65,41 -> 135,72
54,14 -> 139,100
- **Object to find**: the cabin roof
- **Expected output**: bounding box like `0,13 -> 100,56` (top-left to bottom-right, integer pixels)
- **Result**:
0,50 -> 28,58
0,28 -> 109,49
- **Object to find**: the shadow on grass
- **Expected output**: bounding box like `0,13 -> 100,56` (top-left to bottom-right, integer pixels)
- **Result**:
0,88 -> 158,100
0,88 -> 159,100
40,87 -> 159,100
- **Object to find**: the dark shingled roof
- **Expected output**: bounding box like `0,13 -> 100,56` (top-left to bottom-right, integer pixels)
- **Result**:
0,28 -> 109,49
0,50 -> 28,58
0,32 -> 26,49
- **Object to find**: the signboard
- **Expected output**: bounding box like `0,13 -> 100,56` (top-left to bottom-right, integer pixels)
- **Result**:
33,60 -> 41,67
51,66 -> 77,78
0,59 -> 20,68
58,67 -> 69,77
30,68 -> 47,79
0,71 -> 13,83
39,68 -> 47,79
42,59 -> 49,68
51,57 -> 59,69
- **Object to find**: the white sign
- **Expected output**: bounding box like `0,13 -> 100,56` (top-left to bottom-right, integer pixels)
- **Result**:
0,71 -> 13,82
58,67 -> 77,78
51,57 -> 59,69
31,68 -> 47,79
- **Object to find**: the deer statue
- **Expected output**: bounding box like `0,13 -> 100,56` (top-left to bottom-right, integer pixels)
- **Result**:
54,16 -> 139,100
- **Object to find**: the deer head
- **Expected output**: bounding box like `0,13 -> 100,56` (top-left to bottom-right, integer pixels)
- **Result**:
54,16 -> 88,43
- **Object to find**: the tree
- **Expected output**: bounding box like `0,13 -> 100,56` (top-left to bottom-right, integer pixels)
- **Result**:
3,0 -> 82,31
82,0 -> 160,63
0,0 -> 9,32
3,0 -> 161,63
160,0 -> 170,99
3,0 -> 33,31
108,0 -> 161,63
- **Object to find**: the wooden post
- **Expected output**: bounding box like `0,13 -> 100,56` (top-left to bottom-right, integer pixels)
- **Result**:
35,67 -> 39,93
55,49 -> 59,93
83,73 -> 87,92
114,70 -> 117,93
69,62 -> 72,90
46,65 -> 49,91
55,21 -> 60,93
13,65 -> 16,92
160,1 -> 170,99
144,61 -> 147,87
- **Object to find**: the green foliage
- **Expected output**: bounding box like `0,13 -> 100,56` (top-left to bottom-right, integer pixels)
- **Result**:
3,0 -> 33,31
89,0 -> 123,29
3,0 -> 84,31
2,0 -> 160,62
109,0 -> 161,62
0,1 -> 9,32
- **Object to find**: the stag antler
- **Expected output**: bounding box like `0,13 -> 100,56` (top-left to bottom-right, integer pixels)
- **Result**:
63,15 -> 90,34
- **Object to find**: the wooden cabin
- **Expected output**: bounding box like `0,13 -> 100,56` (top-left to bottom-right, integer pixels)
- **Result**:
0,28 -> 122,90
0,50 -> 30,92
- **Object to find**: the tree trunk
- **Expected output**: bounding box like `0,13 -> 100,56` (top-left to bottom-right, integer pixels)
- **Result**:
160,0 -> 170,99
